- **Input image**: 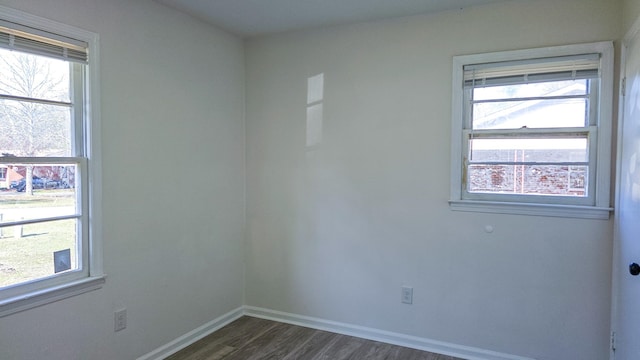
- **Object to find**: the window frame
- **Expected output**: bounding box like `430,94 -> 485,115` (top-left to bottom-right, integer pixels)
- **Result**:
449,42 -> 614,219
0,5 -> 103,317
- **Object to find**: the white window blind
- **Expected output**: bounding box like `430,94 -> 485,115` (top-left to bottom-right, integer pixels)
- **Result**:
0,19 -> 87,63
464,53 -> 600,88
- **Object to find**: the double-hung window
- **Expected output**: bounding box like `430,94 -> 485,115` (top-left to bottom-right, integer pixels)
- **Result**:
0,6 -> 102,316
450,42 -> 614,219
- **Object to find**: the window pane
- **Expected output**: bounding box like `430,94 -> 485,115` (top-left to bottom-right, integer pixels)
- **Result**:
0,48 -> 70,102
0,99 -> 72,156
472,97 -> 588,129
0,164 -> 77,223
467,164 -> 588,196
473,79 -> 587,101
469,138 -> 588,163
0,219 -> 77,288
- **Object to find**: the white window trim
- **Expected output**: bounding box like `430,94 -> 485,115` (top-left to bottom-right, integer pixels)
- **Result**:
0,5 -> 104,317
449,42 -> 614,219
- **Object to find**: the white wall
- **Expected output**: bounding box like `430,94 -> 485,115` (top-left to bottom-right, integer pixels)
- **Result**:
0,1 -> 626,359
245,1 -> 620,359
0,1 -> 246,359
624,0 -> 640,34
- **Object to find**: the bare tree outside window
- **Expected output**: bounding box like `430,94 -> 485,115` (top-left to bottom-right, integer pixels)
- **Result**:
0,48 -> 71,195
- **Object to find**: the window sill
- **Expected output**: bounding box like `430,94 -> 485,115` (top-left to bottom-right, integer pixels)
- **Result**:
449,200 -> 612,219
0,275 -> 106,318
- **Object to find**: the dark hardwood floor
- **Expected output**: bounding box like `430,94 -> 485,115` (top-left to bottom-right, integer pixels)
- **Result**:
165,316 -> 463,360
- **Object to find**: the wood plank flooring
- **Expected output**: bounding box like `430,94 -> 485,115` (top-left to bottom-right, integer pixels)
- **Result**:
165,316 -> 463,360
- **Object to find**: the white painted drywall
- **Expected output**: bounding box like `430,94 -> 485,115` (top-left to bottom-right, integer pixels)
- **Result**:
244,0 -> 620,359
624,0 -> 640,34
0,0 -> 626,359
0,1 -> 246,359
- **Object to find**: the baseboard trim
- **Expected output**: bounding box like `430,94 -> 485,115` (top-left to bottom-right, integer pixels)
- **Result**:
136,306 -> 244,360
138,305 -> 534,360
243,306 -> 534,360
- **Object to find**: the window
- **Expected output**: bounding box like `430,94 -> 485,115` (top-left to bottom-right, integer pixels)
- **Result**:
450,42 -> 614,219
0,6 -> 102,316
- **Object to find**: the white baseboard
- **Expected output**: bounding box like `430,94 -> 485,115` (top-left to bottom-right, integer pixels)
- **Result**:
243,306 -> 534,360
136,306 -> 244,360
138,305 -> 534,360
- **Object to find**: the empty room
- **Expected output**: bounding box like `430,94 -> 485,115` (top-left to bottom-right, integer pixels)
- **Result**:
0,0 -> 639,359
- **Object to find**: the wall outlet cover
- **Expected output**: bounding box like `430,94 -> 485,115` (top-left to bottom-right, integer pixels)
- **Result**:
401,286 -> 413,304
114,309 -> 127,332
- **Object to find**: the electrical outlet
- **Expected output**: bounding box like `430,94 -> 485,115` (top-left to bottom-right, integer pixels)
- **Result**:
401,286 -> 413,304
114,308 -> 127,332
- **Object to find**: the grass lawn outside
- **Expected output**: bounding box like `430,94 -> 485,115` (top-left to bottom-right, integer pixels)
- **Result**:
0,190 -> 78,288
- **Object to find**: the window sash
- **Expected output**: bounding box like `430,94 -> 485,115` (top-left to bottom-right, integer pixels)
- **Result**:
0,176 -> 88,297
461,127 -> 598,205
0,60 -> 85,159
464,81 -> 599,128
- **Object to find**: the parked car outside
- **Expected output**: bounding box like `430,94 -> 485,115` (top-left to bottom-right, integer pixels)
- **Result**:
14,176 -> 62,192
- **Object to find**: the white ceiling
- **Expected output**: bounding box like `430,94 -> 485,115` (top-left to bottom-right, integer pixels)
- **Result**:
156,0 -> 509,37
